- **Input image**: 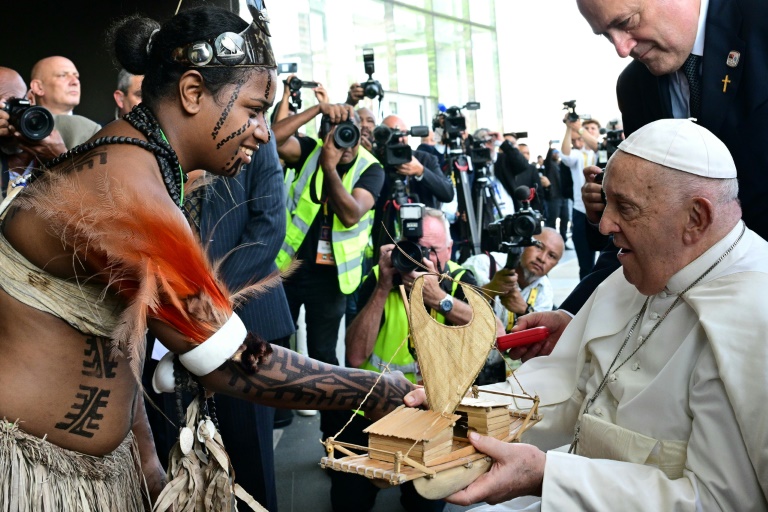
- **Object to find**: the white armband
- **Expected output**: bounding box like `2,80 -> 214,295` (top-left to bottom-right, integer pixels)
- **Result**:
178,312 -> 247,376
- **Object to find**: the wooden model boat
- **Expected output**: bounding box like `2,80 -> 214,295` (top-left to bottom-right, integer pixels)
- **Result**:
320,274 -> 541,499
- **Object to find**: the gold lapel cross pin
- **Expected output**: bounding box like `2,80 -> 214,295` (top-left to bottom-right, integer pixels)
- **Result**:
722,75 -> 732,93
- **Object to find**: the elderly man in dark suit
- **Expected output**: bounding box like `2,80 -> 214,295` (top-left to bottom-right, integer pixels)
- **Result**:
564,0 -> 768,308
511,0 -> 768,357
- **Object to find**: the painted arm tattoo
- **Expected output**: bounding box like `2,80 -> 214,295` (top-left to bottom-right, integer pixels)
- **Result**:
203,344 -> 414,417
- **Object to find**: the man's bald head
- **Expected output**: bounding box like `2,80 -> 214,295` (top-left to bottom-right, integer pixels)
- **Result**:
29,56 -> 81,115
357,107 -> 377,143
382,114 -> 407,131
519,227 -> 564,283
0,67 -> 28,103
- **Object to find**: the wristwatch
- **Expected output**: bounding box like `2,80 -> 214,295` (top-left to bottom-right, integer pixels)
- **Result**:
438,294 -> 454,314
521,304 -> 534,316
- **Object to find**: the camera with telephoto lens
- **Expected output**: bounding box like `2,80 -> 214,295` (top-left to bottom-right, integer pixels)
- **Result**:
391,203 -> 430,273
2,98 -> 55,141
319,115 -> 361,149
563,99 -> 579,123
361,48 -> 384,100
372,124 -> 429,167
482,185 -> 543,270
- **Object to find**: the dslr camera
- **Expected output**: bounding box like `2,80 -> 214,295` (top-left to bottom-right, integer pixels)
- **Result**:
361,48 -> 384,100
2,98 -> 55,141
372,124 -> 429,167
482,185 -> 543,270
391,203 -> 430,273
283,76 -> 319,111
319,115 -> 361,149
285,76 -> 319,93
563,100 -> 579,123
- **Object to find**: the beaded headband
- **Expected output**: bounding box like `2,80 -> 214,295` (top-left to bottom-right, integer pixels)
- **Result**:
171,2 -> 275,68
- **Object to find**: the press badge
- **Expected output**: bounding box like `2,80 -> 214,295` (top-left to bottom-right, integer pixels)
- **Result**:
316,224 -> 335,265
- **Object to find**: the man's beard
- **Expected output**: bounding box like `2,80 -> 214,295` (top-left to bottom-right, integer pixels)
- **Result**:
521,267 -> 537,284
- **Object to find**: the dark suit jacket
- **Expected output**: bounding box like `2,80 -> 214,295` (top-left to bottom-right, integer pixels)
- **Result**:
562,0 -> 768,314
200,135 -> 294,343
495,141 -> 544,213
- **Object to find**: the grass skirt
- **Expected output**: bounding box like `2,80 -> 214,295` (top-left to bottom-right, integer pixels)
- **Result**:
0,419 -> 143,511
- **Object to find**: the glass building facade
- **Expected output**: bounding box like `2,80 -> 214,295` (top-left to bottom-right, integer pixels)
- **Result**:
243,0 -> 501,136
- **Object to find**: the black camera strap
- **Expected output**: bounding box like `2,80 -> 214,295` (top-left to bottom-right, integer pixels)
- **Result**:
308,166 -> 327,205
486,251 -> 497,281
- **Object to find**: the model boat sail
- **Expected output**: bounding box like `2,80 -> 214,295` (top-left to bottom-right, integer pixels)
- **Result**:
320,275 -> 541,499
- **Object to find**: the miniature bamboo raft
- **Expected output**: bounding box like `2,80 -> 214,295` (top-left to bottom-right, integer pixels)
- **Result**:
319,275 -> 542,498
320,409 -> 537,486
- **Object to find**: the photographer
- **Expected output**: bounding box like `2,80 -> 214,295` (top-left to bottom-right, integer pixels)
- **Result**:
542,148 -> 570,244
493,131 -> 544,213
339,207 -> 488,512
357,107 -> 376,152
272,96 -> 384,421
0,66 -> 67,198
273,73 -> 328,126
560,113 -> 600,279
371,115 -> 454,257
464,227 -> 563,331
469,128 -> 515,232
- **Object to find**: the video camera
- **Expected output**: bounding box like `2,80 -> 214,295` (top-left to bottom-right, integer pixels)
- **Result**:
319,115 -> 361,149
469,136 -> 492,169
361,48 -> 384,101
2,98 -> 54,141
482,186 -> 543,270
563,100 -> 579,123
372,124 -> 429,167
391,203 -> 430,273
283,76 -> 319,111
596,119 -> 624,168
434,102 -> 481,141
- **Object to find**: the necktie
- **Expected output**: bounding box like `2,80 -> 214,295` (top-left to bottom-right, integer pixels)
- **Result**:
682,54 -> 702,118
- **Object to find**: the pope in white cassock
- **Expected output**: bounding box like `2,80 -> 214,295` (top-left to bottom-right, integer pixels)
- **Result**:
405,118 -> 768,511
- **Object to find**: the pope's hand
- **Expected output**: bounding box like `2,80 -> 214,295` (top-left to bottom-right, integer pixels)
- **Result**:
505,310 -> 572,361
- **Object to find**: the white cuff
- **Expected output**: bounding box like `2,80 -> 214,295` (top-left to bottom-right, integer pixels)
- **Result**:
178,312 -> 247,376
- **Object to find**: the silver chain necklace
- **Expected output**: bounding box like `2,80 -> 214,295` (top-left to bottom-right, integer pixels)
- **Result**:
569,223 -> 746,454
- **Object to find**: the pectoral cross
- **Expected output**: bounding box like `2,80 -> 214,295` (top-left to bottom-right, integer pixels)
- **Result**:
722,75 -> 731,93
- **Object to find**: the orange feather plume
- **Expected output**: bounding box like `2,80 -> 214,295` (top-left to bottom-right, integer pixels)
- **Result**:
17,169 -> 234,377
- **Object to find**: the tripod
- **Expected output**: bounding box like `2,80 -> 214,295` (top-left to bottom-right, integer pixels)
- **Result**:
472,163 -> 504,239
444,138 -> 480,262
372,176 -> 411,263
